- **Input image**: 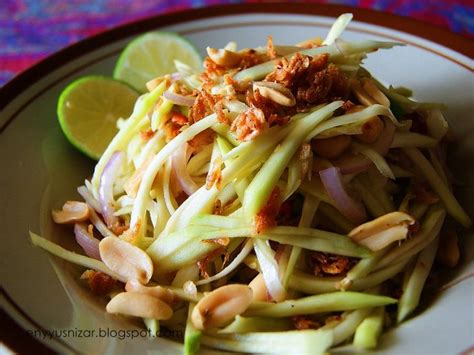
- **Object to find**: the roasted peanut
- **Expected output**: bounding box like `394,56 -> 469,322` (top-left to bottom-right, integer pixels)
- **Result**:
346,105 -> 365,114
437,230 -> 460,268
312,135 -> 352,159
125,280 -> 175,304
352,80 -> 377,106
52,201 -> 90,224
362,78 -> 390,107
206,47 -> 242,67
352,78 -> 390,108
106,292 -> 173,320
146,77 -> 167,92
356,116 -> 384,143
249,273 -> 270,302
99,237 -> 153,284
253,81 -> 296,107
349,211 -> 415,251
191,284 -> 253,330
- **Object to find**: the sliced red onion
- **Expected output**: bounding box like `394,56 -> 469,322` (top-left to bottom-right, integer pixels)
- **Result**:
335,154 -> 372,174
172,143 -> 199,196
74,223 -> 101,260
335,120 -> 396,175
163,91 -> 196,106
89,208 -> 116,238
320,167 -> 367,225
170,72 -> 182,81
99,151 -> 123,228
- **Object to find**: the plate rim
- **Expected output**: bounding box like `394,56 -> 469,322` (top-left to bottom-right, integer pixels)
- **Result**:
1,3 -> 473,353
0,3 -> 473,113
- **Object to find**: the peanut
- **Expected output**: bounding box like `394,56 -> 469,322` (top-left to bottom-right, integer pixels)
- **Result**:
99,237 -> 153,284
249,273 -> 270,302
253,81 -> 296,107
52,201 -> 90,224
125,280 -> 175,304
106,292 -> 173,320
191,284 -> 253,330
311,135 -> 352,159
206,47 -> 242,67
349,211 -> 415,251
356,116 -> 384,143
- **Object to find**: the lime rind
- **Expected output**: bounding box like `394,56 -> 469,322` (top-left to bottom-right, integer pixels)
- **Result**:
113,31 -> 202,92
57,76 -> 139,160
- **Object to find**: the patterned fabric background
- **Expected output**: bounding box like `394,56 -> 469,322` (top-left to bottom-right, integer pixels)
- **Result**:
1,0 -> 473,86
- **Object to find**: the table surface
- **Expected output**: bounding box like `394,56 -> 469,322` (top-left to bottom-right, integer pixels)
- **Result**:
1,0 -> 473,87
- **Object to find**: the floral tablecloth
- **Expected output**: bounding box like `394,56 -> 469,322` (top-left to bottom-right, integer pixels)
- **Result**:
1,0 -> 473,86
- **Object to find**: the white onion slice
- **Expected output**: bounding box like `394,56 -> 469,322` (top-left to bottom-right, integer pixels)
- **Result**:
98,151 -> 124,229
77,185 -> 101,212
254,239 -> 286,302
74,223 -> 101,260
163,91 -> 196,106
171,143 -> 199,196
319,167 -> 367,225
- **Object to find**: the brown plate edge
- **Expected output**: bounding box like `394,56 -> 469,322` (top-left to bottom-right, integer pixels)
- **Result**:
1,2 -> 473,112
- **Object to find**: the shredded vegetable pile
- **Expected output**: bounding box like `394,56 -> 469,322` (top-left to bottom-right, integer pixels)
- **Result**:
31,14 -> 471,354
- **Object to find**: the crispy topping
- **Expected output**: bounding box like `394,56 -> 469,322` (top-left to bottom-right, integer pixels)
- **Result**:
292,316 -> 322,330
245,88 -> 291,126
201,57 -> 226,88
267,36 -> 277,59
188,129 -> 215,149
81,270 -> 118,296
255,187 -> 282,234
197,247 -> 226,279
230,107 -> 268,141
189,89 -> 221,122
163,110 -> 190,140
214,100 -> 230,124
265,52 -> 349,109
140,129 -> 155,141
310,252 -> 352,276
206,156 -> 223,189
412,183 -> 439,205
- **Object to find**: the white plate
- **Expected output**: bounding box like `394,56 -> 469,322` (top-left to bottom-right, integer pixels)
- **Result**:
1,4 -> 473,354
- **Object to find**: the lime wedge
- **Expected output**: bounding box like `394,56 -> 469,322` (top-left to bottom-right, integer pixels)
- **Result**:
57,76 -> 139,160
113,31 -> 202,92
